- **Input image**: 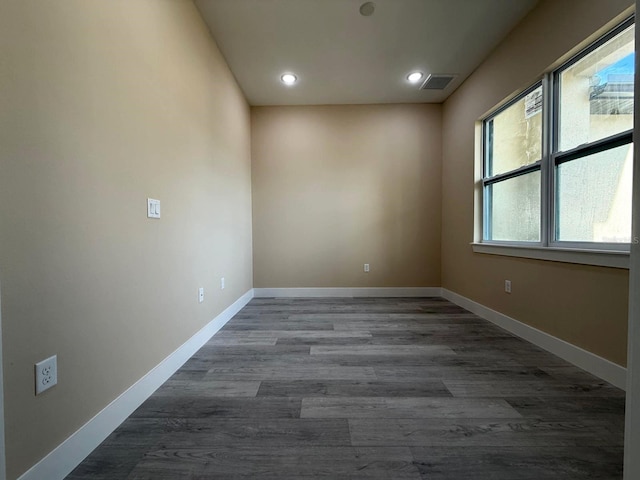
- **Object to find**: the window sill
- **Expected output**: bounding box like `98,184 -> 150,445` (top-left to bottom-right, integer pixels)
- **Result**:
471,243 -> 629,269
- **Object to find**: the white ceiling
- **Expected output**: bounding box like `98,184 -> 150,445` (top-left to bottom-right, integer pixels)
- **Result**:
195,0 -> 539,106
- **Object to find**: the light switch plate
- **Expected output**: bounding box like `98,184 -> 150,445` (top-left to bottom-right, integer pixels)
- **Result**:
147,198 -> 161,219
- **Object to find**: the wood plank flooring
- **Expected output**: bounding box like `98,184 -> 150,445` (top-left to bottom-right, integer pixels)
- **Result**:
67,297 -> 625,479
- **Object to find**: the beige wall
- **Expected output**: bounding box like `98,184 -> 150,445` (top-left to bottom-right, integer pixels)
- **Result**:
0,1 -> 252,478
442,0 -> 633,366
1,0 -> 636,477
251,105 -> 442,288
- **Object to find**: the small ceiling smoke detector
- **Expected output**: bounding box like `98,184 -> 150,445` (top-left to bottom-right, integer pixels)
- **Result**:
359,2 -> 375,16
281,73 -> 297,85
407,72 -> 424,84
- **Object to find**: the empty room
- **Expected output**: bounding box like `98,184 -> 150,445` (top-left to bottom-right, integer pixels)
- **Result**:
1,0 -> 639,479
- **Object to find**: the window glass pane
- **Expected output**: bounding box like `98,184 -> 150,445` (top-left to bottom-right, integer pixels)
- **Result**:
486,85 -> 542,177
558,24 -> 634,152
556,143 -> 632,243
488,171 -> 540,241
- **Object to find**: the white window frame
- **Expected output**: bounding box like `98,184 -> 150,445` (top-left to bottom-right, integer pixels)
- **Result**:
475,16 -> 634,270
482,81 -> 544,247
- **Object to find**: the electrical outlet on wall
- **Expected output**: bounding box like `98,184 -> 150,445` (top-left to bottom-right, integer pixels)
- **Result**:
198,287 -> 204,303
35,355 -> 57,395
364,263 -> 370,273
505,280 -> 512,294
221,277 -> 225,290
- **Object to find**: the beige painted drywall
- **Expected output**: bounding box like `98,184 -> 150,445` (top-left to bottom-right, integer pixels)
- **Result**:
251,104 -> 442,288
442,0 -> 633,366
0,1 -> 252,478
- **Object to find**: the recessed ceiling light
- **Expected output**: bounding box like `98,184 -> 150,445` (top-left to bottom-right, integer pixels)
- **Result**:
359,2 -> 375,16
407,72 -> 424,83
281,73 -> 297,85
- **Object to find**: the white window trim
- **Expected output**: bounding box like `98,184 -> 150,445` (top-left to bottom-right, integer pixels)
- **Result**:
471,242 -> 630,269
477,16 -> 635,266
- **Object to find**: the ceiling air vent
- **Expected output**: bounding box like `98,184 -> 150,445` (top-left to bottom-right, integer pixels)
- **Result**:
420,74 -> 456,90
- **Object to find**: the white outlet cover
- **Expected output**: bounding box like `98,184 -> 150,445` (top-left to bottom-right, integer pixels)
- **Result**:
198,287 -> 204,303
35,355 -> 57,395
364,264 -> 370,272
221,277 -> 225,290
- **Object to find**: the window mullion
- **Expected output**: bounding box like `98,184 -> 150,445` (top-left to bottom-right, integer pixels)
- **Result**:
483,162 -> 541,186
541,73 -> 553,248
549,63 -> 563,246
554,131 -> 633,165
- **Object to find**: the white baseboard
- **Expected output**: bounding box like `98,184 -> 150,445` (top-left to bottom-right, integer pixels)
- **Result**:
253,287 -> 442,298
17,289 -> 254,480
441,288 -> 627,390
17,285 -> 626,479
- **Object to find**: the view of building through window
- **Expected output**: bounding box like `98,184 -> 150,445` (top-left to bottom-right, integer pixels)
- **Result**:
488,86 -> 542,176
486,86 -> 542,241
556,23 -> 634,243
557,144 -> 633,242
489,170 -> 541,241
483,19 -> 634,246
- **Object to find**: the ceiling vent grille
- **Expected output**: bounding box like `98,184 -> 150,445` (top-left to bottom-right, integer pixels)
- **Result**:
420,74 -> 456,90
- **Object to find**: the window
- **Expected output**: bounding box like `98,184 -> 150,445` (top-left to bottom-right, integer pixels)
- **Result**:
484,84 -> 543,243
482,17 -> 634,254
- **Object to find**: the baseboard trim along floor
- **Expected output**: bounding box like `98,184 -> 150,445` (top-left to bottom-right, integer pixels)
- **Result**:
21,286 -> 626,479
441,288 -> 627,390
17,289 -> 255,480
68,296 -> 625,478
253,287 -> 442,298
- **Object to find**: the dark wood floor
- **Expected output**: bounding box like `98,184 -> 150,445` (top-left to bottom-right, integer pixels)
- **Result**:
67,297 -> 625,479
